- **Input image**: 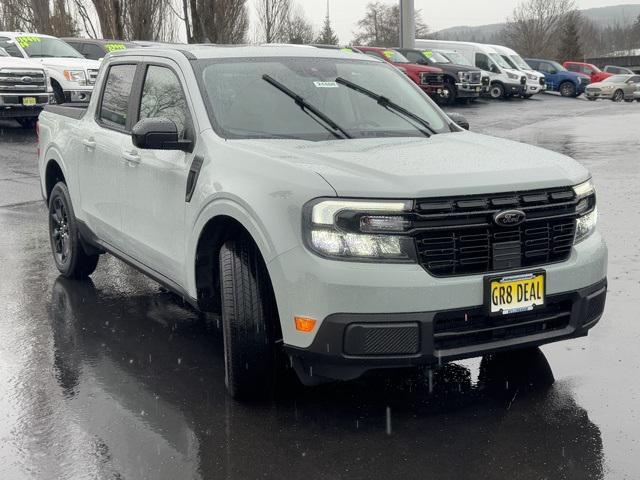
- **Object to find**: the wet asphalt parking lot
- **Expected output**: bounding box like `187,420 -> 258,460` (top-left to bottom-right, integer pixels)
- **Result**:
0,93 -> 639,480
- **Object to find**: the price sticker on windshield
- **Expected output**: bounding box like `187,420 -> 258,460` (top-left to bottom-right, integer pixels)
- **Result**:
422,51 -> 434,58
16,36 -> 42,49
106,43 -> 127,52
314,81 -> 339,89
383,50 -> 395,59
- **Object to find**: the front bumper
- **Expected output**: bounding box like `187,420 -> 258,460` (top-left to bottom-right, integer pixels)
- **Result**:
525,82 -> 544,95
64,88 -> 93,103
420,84 -> 444,96
286,278 -> 606,382
0,93 -> 52,117
456,83 -> 483,98
586,90 -> 614,100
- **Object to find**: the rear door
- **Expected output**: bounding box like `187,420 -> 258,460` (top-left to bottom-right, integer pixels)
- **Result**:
119,59 -> 198,286
78,61 -> 141,248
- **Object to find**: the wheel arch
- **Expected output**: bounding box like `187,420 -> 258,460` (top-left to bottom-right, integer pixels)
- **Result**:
44,157 -> 67,202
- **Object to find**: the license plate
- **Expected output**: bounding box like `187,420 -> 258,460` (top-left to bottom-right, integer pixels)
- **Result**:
486,272 -> 545,316
437,89 -> 442,94
476,87 -> 481,92
22,97 -> 36,106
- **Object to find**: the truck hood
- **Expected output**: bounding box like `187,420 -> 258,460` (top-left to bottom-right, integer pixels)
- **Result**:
233,132 -> 589,198
0,57 -> 45,70
399,63 -> 443,74
28,57 -> 101,71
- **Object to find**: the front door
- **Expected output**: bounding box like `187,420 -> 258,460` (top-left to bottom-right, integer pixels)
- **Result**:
120,61 -> 197,287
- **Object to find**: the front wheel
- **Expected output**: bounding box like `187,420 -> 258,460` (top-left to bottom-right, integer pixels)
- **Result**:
219,237 -> 286,400
612,90 -> 624,102
489,83 -> 504,99
559,81 -> 577,97
439,79 -> 457,106
48,182 -> 99,279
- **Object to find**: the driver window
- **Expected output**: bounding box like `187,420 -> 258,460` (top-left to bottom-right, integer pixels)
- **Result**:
139,65 -> 191,140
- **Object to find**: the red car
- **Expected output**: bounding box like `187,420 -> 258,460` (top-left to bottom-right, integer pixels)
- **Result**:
563,61 -> 612,84
356,46 -> 444,98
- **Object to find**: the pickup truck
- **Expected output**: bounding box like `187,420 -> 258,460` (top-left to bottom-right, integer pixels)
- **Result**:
394,48 -> 486,105
563,61 -> 612,84
355,46 -> 445,99
524,59 -> 590,97
39,45 -> 608,400
0,32 -> 101,103
0,47 -> 52,127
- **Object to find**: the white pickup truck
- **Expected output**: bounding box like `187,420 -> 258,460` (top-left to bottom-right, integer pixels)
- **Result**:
38,45 -> 607,400
0,32 -> 100,103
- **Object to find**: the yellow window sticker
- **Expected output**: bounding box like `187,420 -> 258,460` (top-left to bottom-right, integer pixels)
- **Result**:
16,36 -> 42,49
383,50 -> 395,59
340,48 -> 354,53
105,43 -> 127,52
422,51 -> 433,58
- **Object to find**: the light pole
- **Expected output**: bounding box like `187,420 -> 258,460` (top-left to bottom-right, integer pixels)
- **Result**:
399,0 -> 415,48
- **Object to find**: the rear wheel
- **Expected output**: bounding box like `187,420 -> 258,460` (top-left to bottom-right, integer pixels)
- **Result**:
612,90 -> 624,102
48,182 -> 99,279
489,83 -> 504,99
219,237 -> 286,400
559,81 -> 576,97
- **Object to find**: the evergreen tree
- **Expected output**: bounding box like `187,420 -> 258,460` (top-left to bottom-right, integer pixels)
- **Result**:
557,11 -> 583,61
316,8 -> 339,45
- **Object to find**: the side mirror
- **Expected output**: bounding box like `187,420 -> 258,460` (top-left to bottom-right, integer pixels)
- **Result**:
549,69 -> 557,75
448,112 -> 470,131
131,118 -> 192,151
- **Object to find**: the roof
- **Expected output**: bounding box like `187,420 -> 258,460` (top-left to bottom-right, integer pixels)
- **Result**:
110,43 -> 378,61
0,31 -> 55,38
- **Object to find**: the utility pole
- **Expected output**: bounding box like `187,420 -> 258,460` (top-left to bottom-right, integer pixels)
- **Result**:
399,0 -> 415,48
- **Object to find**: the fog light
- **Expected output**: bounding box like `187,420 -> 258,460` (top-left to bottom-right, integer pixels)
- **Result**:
295,317 -> 317,333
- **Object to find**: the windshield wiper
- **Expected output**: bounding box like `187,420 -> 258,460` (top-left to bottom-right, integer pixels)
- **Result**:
262,74 -> 351,140
335,77 -> 436,137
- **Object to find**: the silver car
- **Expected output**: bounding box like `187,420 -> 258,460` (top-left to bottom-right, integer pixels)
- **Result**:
586,74 -> 640,102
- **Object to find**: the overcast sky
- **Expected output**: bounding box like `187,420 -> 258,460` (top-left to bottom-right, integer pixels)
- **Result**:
272,0 -> 639,42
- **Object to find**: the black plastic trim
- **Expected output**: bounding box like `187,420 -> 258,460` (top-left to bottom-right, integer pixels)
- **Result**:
185,155 -> 204,202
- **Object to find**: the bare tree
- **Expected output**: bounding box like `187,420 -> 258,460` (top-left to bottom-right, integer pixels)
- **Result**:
352,1 -> 429,47
255,0 -> 291,43
287,6 -> 315,44
0,0 -> 76,36
184,0 -> 249,44
504,0 -> 576,58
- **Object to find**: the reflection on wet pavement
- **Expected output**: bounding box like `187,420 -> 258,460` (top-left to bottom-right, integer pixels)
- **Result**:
1,96 -> 638,479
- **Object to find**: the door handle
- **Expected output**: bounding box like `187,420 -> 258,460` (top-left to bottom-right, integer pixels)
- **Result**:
122,150 -> 140,166
82,138 -> 96,149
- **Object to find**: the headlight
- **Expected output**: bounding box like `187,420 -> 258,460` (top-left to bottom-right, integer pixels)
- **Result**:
527,73 -> 537,80
304,199 -> 417,262
573,179 -> 597,244
507,72 -> 519,80
63,69 -> 87,84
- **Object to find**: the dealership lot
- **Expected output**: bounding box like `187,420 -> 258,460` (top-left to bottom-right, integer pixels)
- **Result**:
1,93 -> 639,479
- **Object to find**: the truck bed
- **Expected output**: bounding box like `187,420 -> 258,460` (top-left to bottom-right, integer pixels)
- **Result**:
42,104 -> 88,120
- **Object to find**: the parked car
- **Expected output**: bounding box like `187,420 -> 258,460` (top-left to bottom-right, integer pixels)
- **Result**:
415,40 -> 527,99
311,45 -> 364,54
355,46 -> 445,98
585,74 -> 640,102
563,61 -> 612,84
38,45 -> 607,399
489,45 -> 546,98
0,46 -> 52,127
524,59 -> 590,97
63,38 -> 138,61
0,32 -> 101,103
394,48 -> 486,105
603,65 -> 635,75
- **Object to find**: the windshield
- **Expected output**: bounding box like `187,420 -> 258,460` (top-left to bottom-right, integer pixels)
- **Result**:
549,61 -> 567,72
422,51 -> 450,64
501,55 -> 517,69
197,57 -> 448,141
379,49 -> 410,63
509,54 -> 531,70
16,35 -> 84,58
489,52 -> 511,69
438,51 -> 471,66
0,48 -> 8,57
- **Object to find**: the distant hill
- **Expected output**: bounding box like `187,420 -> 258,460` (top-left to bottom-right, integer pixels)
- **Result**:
430,3 -> 640,41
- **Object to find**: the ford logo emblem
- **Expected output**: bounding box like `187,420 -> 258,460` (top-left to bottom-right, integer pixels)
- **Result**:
21,76 -> 33,83
494,209 -> 526,227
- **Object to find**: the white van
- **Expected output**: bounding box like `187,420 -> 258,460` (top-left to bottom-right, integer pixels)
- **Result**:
415,39 -> 527,99
489,45 -> 546,98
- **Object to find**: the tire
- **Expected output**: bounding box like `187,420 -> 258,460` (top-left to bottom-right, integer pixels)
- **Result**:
48,182 -> 99,279
52,82 -> 65,104
219,237 -> 285,400
587,97 -> 597,101
523,94 -> 534,99
559,81 -> 576,97
489,83 -> 504,99
612,90 -> 624,102
16,118 -> 37,128
439,78 -> 457,106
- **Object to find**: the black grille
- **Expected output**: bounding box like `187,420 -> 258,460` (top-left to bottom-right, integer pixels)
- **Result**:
520,76 -> 527,85
482,76 -> 490,86
420,73 -> 444,86
88,69 -> 99,85
539,77 -> 546,86
344,323 -> 420,356
433,299 -> 572,350
413,187 -> 590,277
0,69 -> 47,93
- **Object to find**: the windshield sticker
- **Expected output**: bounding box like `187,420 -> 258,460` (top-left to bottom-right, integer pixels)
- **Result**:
422,51 -> 433,58
313,81 -> 339,88
16,36 -> 42,49
105,43 -> 127,52
340,48 -> 354,53
383,50 -> 395,59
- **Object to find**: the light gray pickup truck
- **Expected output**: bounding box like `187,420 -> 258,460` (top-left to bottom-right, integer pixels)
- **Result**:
38,45 -> 607,399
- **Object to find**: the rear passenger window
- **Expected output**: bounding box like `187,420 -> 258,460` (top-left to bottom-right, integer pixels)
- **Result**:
99,64 -> 137,129
139,65 -> 190,139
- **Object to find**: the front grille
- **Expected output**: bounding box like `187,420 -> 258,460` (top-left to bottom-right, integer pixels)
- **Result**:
586,87 -> 601,93
0,69 -> 47,93
469,71 -> 482,84
420,73 -> 444,86
344,323 -> 420,356
520,76 -> 527,85
87,69 -> 99,85
539,77 -> 546,86
413,187 -> 589,277
433,298 -> 572,350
